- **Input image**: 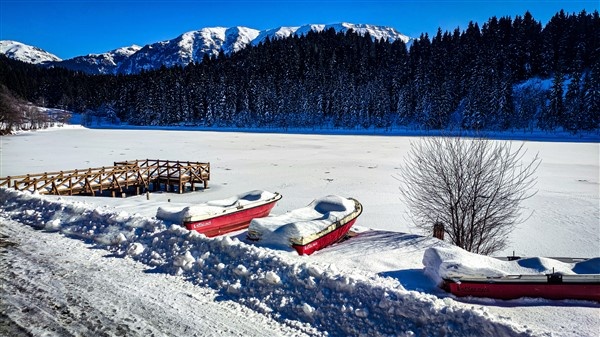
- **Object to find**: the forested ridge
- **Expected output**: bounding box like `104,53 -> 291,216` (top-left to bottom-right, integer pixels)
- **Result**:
1,10 -> 599,133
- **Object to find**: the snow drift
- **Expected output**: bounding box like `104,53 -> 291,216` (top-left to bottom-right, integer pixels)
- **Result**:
0,187 -> 531,336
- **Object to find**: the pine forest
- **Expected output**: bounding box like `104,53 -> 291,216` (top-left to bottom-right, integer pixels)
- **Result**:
1,10 -> 599,133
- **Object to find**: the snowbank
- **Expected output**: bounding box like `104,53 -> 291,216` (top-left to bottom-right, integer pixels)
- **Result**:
1,187 -> 532,336
423,246 -> 600,285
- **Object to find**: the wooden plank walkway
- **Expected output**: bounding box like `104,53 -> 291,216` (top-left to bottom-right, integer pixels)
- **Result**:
0,159 -> 210,197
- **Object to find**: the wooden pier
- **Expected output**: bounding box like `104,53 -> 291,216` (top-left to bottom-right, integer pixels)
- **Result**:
0,159 -> 210,197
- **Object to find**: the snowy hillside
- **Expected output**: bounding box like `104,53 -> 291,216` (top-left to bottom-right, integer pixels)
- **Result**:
54,45 -> 141,75
115,23 -> 410,74
1,23 -> 412,74
0,40 -> 61,64
116,26 -> 260,74
252,22 -> 411,46
1,127 -> 598,336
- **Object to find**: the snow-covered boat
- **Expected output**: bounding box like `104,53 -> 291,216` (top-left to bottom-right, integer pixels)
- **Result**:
423,246 -> 600,302
156,190 -> 282,237
247,195 -> 363,255
442,273 -> 600,302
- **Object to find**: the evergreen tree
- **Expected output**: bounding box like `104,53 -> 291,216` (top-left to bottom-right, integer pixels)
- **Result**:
564,71 -> 583,132
582,56 -> 600,130
543,71 -> 565,130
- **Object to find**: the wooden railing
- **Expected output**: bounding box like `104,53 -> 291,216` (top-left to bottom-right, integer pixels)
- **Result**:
114,159 -> 210,193
0,159 -> 210,197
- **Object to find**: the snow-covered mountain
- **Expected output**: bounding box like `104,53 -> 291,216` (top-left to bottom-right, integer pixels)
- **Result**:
253,22 -> 411,46
116,26 -> 260,74
0,40 -> 61,64
114,23 -> 411,75
1,23 -> 413,74
54,45 -> 142,75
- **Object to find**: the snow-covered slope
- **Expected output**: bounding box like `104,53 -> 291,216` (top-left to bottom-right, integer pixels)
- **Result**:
335,22 -> 411,43
53,45 -> 141,75
252,22 -> 411,46
114,23 -> 410,74
0,40 -> 61,64
0,216 -> 314,337
253,26 -> 300,45
1,23 -> 413,74
116,26 -> 260,74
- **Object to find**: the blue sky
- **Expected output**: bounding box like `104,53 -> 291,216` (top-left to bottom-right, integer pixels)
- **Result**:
1,0 -> 597,59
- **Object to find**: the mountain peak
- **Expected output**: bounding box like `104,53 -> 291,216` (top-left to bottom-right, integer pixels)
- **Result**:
47,44 -> 142,75
0,40 -> 61,64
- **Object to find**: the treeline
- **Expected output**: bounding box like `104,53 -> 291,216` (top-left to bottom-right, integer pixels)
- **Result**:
1,10 -> 599,132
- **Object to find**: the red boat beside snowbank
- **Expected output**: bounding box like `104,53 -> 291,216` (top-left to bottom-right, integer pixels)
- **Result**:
443,273 -> 600,302
290,198 -> 362,255
157,190 -> 282,237
247,195 -> 362,255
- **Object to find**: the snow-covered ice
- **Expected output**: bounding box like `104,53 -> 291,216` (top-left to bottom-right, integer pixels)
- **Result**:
1,126 -> 599,336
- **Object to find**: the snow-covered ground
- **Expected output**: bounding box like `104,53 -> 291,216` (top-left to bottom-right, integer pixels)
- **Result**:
1,126 -> 599,336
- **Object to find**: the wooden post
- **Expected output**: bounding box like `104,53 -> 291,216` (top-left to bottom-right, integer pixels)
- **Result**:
433,222 -> 445,240
178,163 -> 182,194
68,173 -> 72,195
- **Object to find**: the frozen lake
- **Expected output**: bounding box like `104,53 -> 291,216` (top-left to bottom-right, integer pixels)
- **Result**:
2,127 -> 599,257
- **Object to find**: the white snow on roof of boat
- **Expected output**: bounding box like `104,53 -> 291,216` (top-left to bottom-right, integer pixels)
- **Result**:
248,195 -> 356,251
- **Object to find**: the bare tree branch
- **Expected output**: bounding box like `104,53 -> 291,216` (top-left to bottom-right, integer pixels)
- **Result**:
399,136 -> 540,255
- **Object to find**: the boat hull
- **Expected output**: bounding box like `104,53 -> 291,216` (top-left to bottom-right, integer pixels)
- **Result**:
443,277 -> 600,302
292,217 -> 358,255
184,195 -> 280,237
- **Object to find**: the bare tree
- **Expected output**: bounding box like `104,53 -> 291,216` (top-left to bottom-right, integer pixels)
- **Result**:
0,85 -> 25,134
399,136 -> 541,255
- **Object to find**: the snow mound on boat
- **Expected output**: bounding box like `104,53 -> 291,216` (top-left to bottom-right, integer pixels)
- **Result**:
572,257 -> 600,274
156,190 -> 277,223
423,246 -> 598,285
248,195 -> 355,250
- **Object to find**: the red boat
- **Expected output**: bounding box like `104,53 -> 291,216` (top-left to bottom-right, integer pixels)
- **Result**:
443,273 -> 600,302
247,195 -> 362,255
160,190 -> 282,237
290,198 -> 362,255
